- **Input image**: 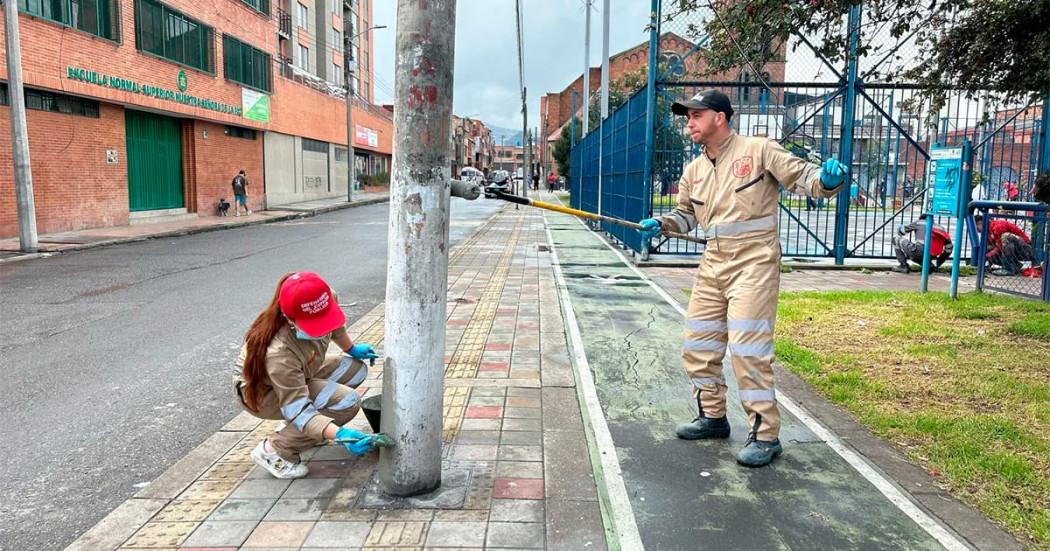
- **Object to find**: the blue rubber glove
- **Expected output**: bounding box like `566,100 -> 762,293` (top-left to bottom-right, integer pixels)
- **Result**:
820,158 -> 848,189
638,218 -> 662,240
334,426 -> 375,455
349,343 -> 379,366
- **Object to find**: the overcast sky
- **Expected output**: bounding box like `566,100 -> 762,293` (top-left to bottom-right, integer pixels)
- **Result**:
371,1 -> 653,132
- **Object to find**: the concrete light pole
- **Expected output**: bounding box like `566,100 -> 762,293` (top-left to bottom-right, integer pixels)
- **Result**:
4,0 -> 39,252
343,17 -> 386,203
582,0 -> 592,135
380,0 -> 456,496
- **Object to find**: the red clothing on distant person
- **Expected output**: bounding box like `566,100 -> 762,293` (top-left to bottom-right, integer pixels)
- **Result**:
984,220 -> 1030,260
1003,181 -> 1019,200
928,226 -> 952,257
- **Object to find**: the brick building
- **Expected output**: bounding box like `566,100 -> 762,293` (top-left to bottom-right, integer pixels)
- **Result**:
0,0 -> 391,238
538,32 -> 785,176
450,116 -> 495,176
493,144 -> 539,176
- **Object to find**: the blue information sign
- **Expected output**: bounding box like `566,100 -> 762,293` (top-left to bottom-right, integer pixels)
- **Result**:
927,145 -> 964,216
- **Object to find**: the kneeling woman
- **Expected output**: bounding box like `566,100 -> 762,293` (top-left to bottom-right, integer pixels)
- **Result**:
235,271 -> 383,479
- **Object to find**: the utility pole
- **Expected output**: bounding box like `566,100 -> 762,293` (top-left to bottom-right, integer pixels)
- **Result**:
381,0 -> 456,496
581,0 -> 592,135
600,0 -> 610,119
4,0 -> 39,252
343,4 -> 356,203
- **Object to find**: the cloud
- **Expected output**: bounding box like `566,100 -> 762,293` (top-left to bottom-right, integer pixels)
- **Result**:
372,0 -> 652,131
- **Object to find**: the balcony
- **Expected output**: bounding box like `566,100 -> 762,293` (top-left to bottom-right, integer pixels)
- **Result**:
276,8 -> 292,38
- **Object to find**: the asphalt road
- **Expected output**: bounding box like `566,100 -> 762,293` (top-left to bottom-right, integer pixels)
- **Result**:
0,197 -> 503,551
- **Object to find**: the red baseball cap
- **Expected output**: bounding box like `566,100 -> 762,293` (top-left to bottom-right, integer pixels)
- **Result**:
279,272 -> 346,337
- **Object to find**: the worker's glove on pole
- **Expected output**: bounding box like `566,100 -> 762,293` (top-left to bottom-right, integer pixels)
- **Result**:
349,343 -> 379,366
335,426 -> 376,455
638,218 -> 662,240
820,158 -> 848,189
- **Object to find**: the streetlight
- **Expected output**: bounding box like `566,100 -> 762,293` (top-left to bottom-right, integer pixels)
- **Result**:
345,23 -> 387,203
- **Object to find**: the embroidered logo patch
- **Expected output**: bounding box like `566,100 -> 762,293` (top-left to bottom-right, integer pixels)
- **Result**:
732,156 -> 753,178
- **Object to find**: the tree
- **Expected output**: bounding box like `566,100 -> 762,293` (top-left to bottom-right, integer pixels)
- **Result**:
552,117 -> 582,177
586,67 -> 649,130
665,0 -> 1050,112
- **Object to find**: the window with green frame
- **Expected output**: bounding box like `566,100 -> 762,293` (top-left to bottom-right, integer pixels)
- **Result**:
223,35 -> 273,93
240,0 -> 269,15
135,0 -> 215,73
18,0 -> 120,41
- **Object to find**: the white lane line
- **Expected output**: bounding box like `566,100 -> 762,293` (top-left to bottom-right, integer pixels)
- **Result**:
581,218 -> 969,551
544,216 -> 645,551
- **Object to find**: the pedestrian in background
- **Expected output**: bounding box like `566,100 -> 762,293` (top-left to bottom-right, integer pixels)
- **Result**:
636,90 -> 847,467
547,171 -> 557,192
975,214 -> 1035,276
891,214 -> 953,274
234,272 -> 387,479
232,170 -> 252,216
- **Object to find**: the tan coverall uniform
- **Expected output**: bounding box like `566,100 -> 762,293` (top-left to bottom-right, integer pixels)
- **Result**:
656,132 -> 839,441
233,325 -> 368,462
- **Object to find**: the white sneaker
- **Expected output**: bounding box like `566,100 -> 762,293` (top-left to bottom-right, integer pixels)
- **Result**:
250,440 -> 308,479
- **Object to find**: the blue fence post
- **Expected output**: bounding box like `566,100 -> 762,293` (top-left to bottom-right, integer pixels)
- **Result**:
949,138 -> 974,299
640,0 -> 660,260
833,2 -> 863,265
1036,95 -> 1049,292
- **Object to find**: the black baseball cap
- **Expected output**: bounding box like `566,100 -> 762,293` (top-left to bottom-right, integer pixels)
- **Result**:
672,90 -> 734,118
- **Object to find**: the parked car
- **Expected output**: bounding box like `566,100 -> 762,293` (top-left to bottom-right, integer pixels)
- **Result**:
485,170 -> 511,198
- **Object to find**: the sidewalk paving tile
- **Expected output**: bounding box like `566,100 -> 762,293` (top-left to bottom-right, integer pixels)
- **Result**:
489,499 -> 545,522
424,521 -> 487,547
486,521 -> 545,549
498,445 -> 543,462
500,430 -> 542,446
492,478 -> 544,500
180,520 -> 258,548
364,520 -> 428,546
122,521 -> 197,548
263,498 -> 329,521
207,498 -> 277,521
241,520 -> 314,547
231,479 -> 292,499
497,461 -> 545,479
300,520 -> 372,547
284,478 -> 341,499
152,499 -> 221,523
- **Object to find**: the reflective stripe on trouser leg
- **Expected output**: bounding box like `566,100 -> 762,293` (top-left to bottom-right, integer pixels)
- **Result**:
270,378 -> 363,462
683,272 -> 730,419
727,280 -> 780,441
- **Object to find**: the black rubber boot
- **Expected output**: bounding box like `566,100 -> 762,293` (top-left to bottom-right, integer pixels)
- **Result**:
735,415 -> 783,467
675,397 -> 731,440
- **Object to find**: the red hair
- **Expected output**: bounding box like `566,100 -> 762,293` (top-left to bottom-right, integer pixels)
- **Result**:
242,273 -> 293,410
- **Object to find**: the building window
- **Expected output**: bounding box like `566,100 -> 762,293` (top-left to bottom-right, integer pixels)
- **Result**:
18,0 -> 120,41
240,0 -> 269,15
335,147 -> 348,161
296,2 -> 308,27
135,0 -> 215,73
0,83 -> 100,117
332,63 -> 341,85
332,27 -> 342,48
302,138 -> 328,153
298,44 -> 309,69
224,125 -> 257,139
223,34 -> 273,93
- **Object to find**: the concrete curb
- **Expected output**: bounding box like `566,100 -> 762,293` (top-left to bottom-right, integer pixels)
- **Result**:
1,196 -> 389,264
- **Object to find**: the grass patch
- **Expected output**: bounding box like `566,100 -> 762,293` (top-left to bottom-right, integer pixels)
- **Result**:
776,290 -> 1050,547
1008,313 -> 1050,341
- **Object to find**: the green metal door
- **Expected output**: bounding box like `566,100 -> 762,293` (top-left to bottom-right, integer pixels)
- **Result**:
126,110 -> 184,211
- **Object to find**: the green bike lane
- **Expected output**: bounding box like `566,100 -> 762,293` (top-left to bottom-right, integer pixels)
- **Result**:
544,211 -> 963,551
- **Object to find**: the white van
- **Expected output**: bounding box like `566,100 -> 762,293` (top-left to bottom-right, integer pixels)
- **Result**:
460,166 -> 485,184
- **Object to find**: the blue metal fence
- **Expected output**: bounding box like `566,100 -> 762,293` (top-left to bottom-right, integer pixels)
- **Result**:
570,88 -> 649,252
971,202 -> 1050,302
565,0 -> 1049,267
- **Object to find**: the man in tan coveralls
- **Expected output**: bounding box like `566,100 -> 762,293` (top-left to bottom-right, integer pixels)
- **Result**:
638,90 -> 848,467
